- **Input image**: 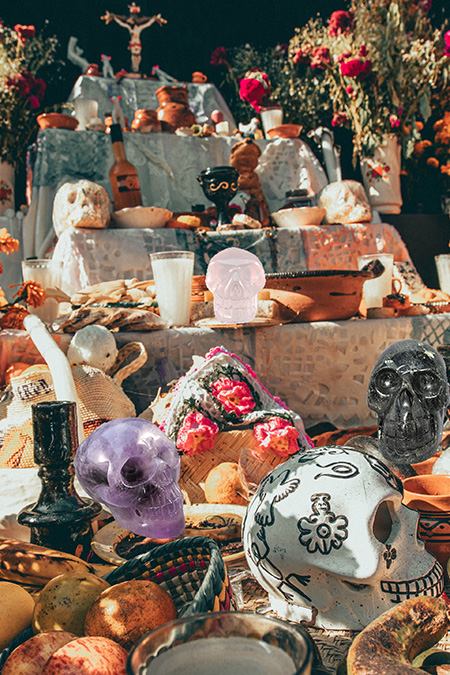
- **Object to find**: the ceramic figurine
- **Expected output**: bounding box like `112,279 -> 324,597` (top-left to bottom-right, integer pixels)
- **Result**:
242,445 -> 444,630
101,53 -> 115,79
74,417 -> 185,538
230,139 -> 270,226
206,247 -> 266,324
67,36 -> 90,74
367,339 -> 449,465
101,3 -> 167,74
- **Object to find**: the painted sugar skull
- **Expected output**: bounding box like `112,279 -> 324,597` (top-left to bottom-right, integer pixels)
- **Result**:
52,179 -> 111,236
242,446 -> 443,630
205,247 -> 265,323
367,339 -> 449,465
74,418 -> 185,538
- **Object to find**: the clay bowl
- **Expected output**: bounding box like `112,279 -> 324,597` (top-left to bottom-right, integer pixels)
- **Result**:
112,206 -> 173,229
264,268 -> 381,322
267,124 -> 303,139
37,113 -> 79,130
402,474 -> 450,511
271,207 -> 326,228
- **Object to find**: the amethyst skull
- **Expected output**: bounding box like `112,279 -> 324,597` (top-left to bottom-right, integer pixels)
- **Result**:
74,418 -> 185,538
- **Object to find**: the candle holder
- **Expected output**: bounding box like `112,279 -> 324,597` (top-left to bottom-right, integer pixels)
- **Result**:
197,166 -> 239,230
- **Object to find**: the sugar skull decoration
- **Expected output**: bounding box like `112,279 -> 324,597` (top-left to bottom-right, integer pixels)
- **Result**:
367,339 -> 449,465
74,418 -> 185,538
206,247 -> 266,323
243,446 -> 443,630
52,179 -> 112,237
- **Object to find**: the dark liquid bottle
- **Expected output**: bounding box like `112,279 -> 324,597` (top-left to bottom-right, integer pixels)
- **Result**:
109,122 -> 143,210
18,401 -> 101,559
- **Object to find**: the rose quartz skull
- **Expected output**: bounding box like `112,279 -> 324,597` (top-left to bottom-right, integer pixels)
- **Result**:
206,247 -> 266,323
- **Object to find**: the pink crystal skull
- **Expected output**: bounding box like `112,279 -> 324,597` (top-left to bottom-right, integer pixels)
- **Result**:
206,247 -> 266,323
74,418 -> 185,538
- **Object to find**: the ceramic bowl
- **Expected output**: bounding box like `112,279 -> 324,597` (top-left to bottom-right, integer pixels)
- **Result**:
267,124 -> 303,139
37,113 -> 79,130
264,269 -> 380,322
112,206 -> 173,229
271,207 -> 326,228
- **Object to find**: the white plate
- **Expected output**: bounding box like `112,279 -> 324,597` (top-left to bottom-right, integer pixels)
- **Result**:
112,206 -> 173,229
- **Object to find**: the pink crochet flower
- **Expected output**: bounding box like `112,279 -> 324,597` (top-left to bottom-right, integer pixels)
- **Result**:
211,376 -> 256,416
176,412 -> 219,457
253,417 -> 299,457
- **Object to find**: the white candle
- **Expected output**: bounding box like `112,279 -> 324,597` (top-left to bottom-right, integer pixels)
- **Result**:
215,121 -> 230,135
141,636 -> 299,675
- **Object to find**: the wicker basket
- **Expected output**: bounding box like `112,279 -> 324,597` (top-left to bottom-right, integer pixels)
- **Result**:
0,536 -> 233,672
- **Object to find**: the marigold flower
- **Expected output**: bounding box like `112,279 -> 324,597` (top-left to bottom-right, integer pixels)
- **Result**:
12,280 -> 46,307
426,157 -> 440,168
413,139 -> 432,157
253,417 -> 299,457
211,376 -> 255,416
0,306 -> 29,330
176,411 -> 219,457
0,228 -> 19,254
441,164 -> 450,175
328,10 -> 354,37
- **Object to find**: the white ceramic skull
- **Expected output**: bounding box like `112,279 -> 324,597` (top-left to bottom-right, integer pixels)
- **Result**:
205,247 -> 266,323
243,446 -> 443,630
52,179 -> 112,236
318,180 -> 372,224
367,339 -> 449,465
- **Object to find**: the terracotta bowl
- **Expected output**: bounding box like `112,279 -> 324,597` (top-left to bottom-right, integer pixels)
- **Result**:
37,113 -> 79,130
267,124 -> 303,139
264,269 -> 380,322
402,474 -> 450,511
112,206 -> 173,229
271,207 -> 326,228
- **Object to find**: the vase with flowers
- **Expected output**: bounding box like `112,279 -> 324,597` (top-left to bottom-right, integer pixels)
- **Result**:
287,0 -> 450,212
0,21 -> 61,214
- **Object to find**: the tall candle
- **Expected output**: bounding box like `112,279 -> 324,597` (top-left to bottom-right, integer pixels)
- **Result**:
141,636 -> 300,675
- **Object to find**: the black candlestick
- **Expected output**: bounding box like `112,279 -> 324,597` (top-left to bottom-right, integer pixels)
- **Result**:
18,401 -> 101,558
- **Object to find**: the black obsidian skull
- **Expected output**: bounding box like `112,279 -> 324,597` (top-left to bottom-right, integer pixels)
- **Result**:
367,339 -> 449,464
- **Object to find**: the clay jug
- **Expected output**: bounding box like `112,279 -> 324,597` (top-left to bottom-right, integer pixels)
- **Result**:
157,102 -> 196,133
155,85 -> 190,106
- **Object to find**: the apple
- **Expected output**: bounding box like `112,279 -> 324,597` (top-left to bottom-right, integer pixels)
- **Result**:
2,631 -> 78,675
42,636 -> 128,674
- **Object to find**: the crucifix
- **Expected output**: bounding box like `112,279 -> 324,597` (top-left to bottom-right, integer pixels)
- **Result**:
101,2 -> 167,74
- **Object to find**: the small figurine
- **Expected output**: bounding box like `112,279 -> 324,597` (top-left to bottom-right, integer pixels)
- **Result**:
151,65 -> 178,82
110,96 -> 126,128
67,36 -> 90,74
101,2 -> 167,74
101,53 -> 115,79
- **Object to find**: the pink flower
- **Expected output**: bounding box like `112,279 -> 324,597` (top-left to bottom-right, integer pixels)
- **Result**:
14,24 -> 35,42
445,30 -> 450,56
310,46 -> 331,69
239,69 -> 271,112
253,417 -> 300,457
390,114 -> 400,128
331,112 -> 347,127
28,95 -> 40,109
340,58 -> 372,79
359,45 -> 368,57
210,46 -> 228,66
346,85 -> 355,95
176,411 -> 219,457
211,376 -> 255,416
328,10 -> 354,37
292,47 -> 310,66
336,50 -> 352,63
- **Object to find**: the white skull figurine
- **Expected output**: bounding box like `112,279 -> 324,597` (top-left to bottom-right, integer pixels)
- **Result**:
243,446 -> 443,630
52,179 -> 112,237
205,247 -> 266,323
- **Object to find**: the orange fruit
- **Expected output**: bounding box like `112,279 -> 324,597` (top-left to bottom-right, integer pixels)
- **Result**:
204,462 -> 248,506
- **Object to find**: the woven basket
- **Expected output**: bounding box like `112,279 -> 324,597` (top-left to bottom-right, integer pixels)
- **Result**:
0,536 -> 232,672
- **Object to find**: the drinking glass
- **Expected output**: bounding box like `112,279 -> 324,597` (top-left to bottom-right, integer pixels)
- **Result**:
357,253 -> 394,309
127,611 -> 314,675
435,254 -> 450,295
260,105 -> 283,137
21,259 -> 63,324
150,251 -> 194,327
74,98 -> 98,131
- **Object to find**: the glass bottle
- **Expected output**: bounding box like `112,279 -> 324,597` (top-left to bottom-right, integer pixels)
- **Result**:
18,401 -> 101,559
109,122 -> 143,210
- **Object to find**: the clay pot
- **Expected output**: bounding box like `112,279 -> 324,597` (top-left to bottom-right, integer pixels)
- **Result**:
411,452 -> 442,476
403,474 -> 450,580
155,85 -> 190,106
157,103 -> 196,133
37,113 -> 79,131
131,109 -> 161,133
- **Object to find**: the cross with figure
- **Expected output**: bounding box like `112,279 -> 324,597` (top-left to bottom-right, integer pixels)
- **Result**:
101,2 -> 167,73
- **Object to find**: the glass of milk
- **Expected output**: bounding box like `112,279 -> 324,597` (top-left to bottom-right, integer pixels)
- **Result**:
435,255 -> 450,295
21,259 -> 64,325
150,251 -> 195,327
127,611 -> 314,675
357,253 -> 394,309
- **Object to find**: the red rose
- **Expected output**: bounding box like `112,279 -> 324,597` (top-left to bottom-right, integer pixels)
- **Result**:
340,58 -> 372,80
292,47 -> 310,66
239,70 -> 270,112
28,95 -> 40,109
328,10 -> 354,37
210,46 -> 227,66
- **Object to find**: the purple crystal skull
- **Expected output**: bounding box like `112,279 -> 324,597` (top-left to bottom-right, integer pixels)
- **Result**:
206,247 -> 266,324
74,418 -> 185,538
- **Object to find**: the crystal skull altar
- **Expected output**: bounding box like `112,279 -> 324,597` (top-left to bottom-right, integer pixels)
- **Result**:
367,339 -> 449,465
242,446 -> 444,630
205,247 -> 266,324
74,418 -> 185,538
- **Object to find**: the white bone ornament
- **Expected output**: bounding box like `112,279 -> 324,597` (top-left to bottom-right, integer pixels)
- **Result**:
242,446 -> 444,630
